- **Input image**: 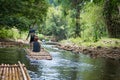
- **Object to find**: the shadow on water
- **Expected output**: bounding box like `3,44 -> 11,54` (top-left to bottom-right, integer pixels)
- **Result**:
0,47 -> 26,64
0,45 -> 120,80
0,47 -> 38,72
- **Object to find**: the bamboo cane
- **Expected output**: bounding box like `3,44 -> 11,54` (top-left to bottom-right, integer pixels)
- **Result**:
18,61 -> 27,80
4,64 -> 7,80
1,64 -> 6,80
17,66 -> 23,80
5,64 -> 9,80
22,64 -> 31,80
0,64 -> 4,79
12,65 -> 15,80
9,66 -> 12,80
14,64 -> 19,80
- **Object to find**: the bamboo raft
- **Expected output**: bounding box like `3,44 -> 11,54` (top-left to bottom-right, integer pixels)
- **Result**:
25,48 -> 52,60
0,42 -> 24,48
0,61 -> 31,80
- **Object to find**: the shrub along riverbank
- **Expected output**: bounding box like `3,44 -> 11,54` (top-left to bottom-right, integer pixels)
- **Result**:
56,38 -> 120,59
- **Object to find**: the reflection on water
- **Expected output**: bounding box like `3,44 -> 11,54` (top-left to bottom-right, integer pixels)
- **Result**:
0,45 -> 120,80
30,44 -> 120,80
0,47 -> 37,71
0,47 -> 26,64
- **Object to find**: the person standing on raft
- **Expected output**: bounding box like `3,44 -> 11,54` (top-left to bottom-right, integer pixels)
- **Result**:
26,27 -> 36,50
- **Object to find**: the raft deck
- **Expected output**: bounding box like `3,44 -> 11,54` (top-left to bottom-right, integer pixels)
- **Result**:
0,42 -> 24,48
0,61 -> 31,80
25,48 -> 52,60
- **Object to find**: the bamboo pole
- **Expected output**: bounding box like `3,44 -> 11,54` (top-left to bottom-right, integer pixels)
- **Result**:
17,66 -> 23,80
14,64 -> 19,80
9,66 -> 12,80
22,64 -> 31,80
1,64 -> 6,80
5,64 -> 9,80
18,61 -> 27,80
0,61 -> 31,80
12,65 -> 15,80
0,64 -> 4,79
4,64 -> 7,80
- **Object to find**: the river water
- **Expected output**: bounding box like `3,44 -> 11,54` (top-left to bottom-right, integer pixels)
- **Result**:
0,45 -> 120,80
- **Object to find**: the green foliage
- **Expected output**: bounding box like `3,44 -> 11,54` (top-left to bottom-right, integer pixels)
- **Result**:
38,34 -> 45,41
43,6 -> 67,40
44,0 -> 111,42
0,26 -> 19,40
0,0 -> 48,31
103,0 -> 120,38
62,37 -> 120,47
0,28 -> 8,39
11,28 -> 20,39
81,2 -> 107,42
18,31 -> 28,40
93,38 -> 120,47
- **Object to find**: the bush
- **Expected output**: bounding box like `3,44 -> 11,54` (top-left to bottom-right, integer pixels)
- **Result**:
81,2 -> 107,42
37,34 -> 45,41
0,26 -> 19,40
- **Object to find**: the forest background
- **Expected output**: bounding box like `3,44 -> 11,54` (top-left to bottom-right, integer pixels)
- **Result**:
0,0 -> 120,47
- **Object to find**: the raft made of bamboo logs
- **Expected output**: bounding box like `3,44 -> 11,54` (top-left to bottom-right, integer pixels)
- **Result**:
0,42 -> 24,48
25,48 -> 52,60
0,61 -> 31,80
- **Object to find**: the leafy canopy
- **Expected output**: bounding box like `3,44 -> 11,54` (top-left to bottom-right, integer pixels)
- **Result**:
0,0 -> 48,30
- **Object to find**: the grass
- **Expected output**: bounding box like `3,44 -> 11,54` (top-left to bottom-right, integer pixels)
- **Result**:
61,37 -> 120,47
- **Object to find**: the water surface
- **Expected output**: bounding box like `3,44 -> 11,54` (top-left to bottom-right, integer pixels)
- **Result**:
0,45 -> 120,80
29,44 -> 120,80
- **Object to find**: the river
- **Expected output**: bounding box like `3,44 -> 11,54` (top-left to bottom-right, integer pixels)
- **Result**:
0,44 -> 120,80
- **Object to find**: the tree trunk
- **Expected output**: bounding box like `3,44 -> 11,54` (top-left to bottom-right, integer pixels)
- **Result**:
75,1 -> 81,37
72,0 -> 81,38
104,0 -> 120,38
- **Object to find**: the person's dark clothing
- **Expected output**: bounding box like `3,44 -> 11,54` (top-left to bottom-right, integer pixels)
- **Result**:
33,41 -> 41,52
29,28 -> 35,33
30,35 -> 35,43
27,28 -> 35,43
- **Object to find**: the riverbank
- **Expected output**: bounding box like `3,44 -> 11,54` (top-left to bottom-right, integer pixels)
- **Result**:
56,38 -> 120,59
1,38 -> 120,59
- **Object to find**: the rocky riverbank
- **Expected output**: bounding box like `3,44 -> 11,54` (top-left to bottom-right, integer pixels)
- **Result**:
56,43 -> 120,59
1,38 -> 120,59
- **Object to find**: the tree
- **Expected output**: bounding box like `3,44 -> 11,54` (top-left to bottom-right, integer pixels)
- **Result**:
104,0 -> 120,38
80,2 -> 107,42
0,0 -> 48,30
43,6 -> 67,41
58,0 -> 83,37
44,0 -> 91,40
71,0 -> 82,37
